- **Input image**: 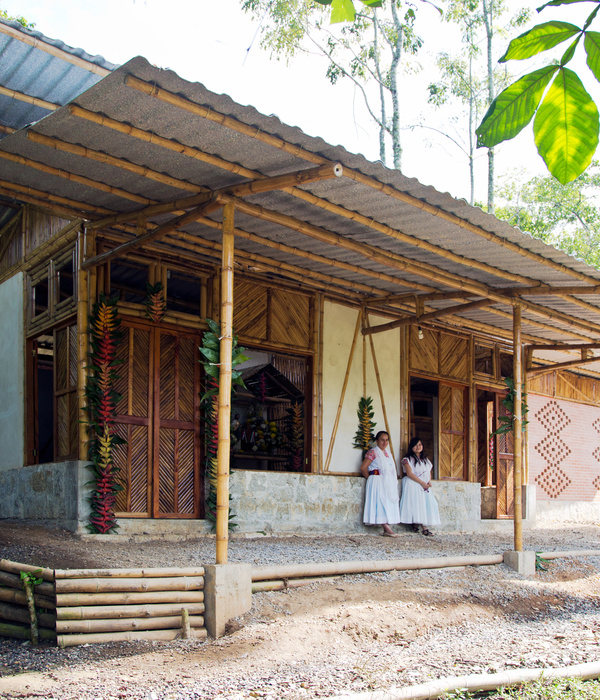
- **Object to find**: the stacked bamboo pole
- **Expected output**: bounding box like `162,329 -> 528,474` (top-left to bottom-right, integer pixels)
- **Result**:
54,567 -> 207,647
0,560 -> 56,643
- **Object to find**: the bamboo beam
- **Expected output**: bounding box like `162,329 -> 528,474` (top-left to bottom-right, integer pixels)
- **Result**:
513,305 -> 523,552
225,162 -> 343,197
0,150 -> 153,205
216,202 -> 235,565
0,124 -> 15,135
125,75 -> 600,288
527,355 -> 600,376
0,179 -> 113,216
502,284 -> 600,296
0,22 -> 112,76
527,342 -> 600,352
365,314 -> 394,461
81,198 -> 221,269
363,298 -> 494,335
0,84 -> 58,111
0,212 -> 21,262
27,131 -> 205,194
324,310 -> 362,472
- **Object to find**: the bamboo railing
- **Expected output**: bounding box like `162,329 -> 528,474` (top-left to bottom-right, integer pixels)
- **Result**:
0,560 -> 207,647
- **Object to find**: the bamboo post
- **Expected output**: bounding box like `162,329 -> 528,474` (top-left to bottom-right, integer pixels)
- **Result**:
77,225 -> 90,460
365,313 -> 395,461
324,311 -> 362,472
181,608 -> 190,639
22,577 -> 39,647
513,304 -> 523,552
216,202 -> 235,565
316,293 -> 324,474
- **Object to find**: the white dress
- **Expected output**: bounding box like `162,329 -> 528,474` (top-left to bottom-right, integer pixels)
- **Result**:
363,446 -> 400,525
398,455 -> 441,526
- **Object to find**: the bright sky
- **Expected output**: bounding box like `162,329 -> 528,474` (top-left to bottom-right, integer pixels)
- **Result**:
2,0 -> 560,203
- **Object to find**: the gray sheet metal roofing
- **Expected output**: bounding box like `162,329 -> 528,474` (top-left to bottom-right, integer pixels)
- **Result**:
0,18 -> 115,137
2,52 -> 600,372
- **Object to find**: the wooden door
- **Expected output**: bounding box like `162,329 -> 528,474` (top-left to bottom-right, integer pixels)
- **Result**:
495,396 -> 514,519
439,381 -> 467,480
113,320 -> 202,518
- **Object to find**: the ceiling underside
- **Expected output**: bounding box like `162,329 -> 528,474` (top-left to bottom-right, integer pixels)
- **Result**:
2,53 -> 600,373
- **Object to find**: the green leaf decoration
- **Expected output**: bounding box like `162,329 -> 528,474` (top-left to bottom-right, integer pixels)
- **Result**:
500,21 -> 581,62
353,396 -> 376,456
538,0 -> 595,9
560,36 -> 580,65
584,32 -> 600,82
533,67 -> 599,183
477,66 -> 558,148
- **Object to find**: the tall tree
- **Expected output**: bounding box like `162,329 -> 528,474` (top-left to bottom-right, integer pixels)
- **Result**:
427,0 -> 528,209
241,0 -> 424,169
494,162 -> 600,267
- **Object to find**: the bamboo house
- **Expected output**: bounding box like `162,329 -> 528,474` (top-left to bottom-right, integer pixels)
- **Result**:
1,18 -> 600,541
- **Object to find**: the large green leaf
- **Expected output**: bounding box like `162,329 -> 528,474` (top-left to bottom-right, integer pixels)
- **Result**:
500,22 -> 581,62
585,31 -> 600,81
330,0 -> 357,22
533,67 -> 599,183
538,0 -> 595,7
476,66 -> 558,147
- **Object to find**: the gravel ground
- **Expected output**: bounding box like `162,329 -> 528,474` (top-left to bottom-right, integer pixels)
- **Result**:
1,520 -> 600,699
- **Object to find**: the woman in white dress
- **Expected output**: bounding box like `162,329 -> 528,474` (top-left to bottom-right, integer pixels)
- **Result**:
398,437 -> 441,536
360,431 -> 400,537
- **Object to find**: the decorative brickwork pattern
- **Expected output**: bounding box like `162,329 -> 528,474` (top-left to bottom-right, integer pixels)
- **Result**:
534,400 -> 571,498
529,395 -> 600,502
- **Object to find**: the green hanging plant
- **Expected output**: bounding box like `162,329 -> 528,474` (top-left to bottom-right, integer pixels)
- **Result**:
492,376 -> 529,437
353,396 -> 376,458
199,318 -> 248,531
286,401 -> 304,471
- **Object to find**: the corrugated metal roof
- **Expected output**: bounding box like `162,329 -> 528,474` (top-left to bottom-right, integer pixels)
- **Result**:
1,51 -> 600,375
0,18 -> 116,137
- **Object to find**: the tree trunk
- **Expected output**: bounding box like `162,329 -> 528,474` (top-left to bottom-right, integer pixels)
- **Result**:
483,0 -> 495,213
373,10 -> 387,165
390,2 -> 403,170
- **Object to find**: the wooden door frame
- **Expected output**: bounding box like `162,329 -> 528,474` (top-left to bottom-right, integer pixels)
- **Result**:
438,378 -> 468,481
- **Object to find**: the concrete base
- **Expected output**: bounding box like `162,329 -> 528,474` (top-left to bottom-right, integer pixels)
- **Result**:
204,563 -> 252,639
503,550 -> 536,577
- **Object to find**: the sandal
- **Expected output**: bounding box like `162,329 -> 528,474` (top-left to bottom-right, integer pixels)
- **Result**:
422,528 -> 433,536
411,524 -> 420,533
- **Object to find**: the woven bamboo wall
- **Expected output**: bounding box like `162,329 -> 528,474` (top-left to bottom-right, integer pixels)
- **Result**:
529,370 -> 600,405
409,326 -> 469,382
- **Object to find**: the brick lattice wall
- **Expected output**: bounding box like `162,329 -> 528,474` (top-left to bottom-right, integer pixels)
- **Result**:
528,394 -> 600,502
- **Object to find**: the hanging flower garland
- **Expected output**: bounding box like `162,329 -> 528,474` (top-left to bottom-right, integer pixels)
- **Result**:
143,282 -> 166,324
353,396 -> 376,458
85,293 -> 125,534
286,401 -> 304,471
199,318 -> 248,530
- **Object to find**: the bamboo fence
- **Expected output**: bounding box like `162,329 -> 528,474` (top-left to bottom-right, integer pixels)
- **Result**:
0,559 -> 207,647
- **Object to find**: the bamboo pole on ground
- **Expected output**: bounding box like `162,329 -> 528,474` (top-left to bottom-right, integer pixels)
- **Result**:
0,622 -> 56,642
0,570 -> 54,596
0,560 -> 54,583
56,615 -> 205,635
58,627 -> 206,647
181,609 -> 191,639
54,567 -> 205,579
216,202 -> 235,565
56,590 -> 205,607
324,311 -> 362,473
0,602 -> 55,629
56,602 -> 205,621
0,586 -> 55,610
513,304 -> 523,552
54,576 -> 204,594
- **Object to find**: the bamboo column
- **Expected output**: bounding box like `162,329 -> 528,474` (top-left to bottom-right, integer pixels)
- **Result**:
77,225 -> 90,460
513,304 -> 523,552
365,314 -> 395,461
216,203 -> 235,565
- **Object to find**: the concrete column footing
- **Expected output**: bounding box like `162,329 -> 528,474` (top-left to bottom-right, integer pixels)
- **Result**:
204,563 -> 252,639
503,550 -> 536,577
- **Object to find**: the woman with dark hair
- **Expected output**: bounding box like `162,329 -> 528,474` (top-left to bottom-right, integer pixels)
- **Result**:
398,437 -> 440,536
360,431 -> 400,537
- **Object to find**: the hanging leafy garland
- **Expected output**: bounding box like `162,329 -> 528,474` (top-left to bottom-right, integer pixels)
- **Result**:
143,282 -> 166,324
353,396 -> 376,458
85,293 -> 125,534
493,376 -> 529,437
199,318 -> 248,530
286,401 -> 304,471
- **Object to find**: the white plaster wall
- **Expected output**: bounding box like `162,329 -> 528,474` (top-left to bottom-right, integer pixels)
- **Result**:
0,273 -> 24,472
322,301 -> 401,474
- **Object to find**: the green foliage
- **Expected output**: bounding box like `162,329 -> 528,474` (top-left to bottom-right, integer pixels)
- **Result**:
535,552 -> 550,571
494,161 -> 600,267
353,396 -> 376,456
199,319 -> 248,531
442,676 -> 600,698
476,0 -> 600,183
0,7 -> 35,28
313,0 -> 382,24
19,570 -> 43,587
491,376 -> 529,437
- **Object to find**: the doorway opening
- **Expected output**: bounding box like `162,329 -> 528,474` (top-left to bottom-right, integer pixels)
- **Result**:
409,377 -> 438,478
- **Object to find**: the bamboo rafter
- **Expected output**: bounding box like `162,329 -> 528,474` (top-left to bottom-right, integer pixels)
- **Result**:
125,74 -> 600,288
527,355 -> 600,376
0,85 -> 58,111
0,179 -> 113,217
0,125 -> 15,135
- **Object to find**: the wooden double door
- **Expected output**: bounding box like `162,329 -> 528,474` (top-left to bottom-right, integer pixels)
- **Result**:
113,319 -> 203,518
